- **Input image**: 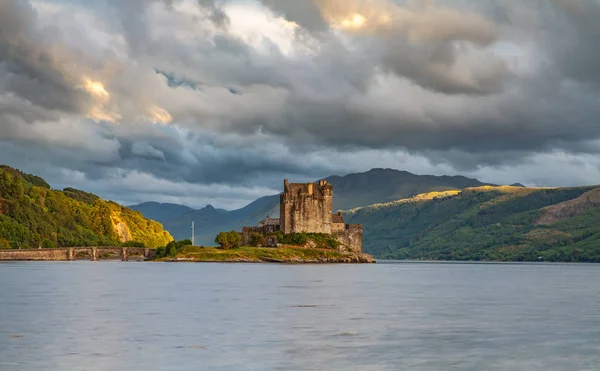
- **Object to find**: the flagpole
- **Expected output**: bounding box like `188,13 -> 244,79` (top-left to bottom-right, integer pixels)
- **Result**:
191,221 -> 195,246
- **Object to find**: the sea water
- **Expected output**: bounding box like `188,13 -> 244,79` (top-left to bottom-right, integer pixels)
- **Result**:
1,261 -> 599,370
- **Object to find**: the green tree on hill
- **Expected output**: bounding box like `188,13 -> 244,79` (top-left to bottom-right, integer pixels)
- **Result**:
41,238 -> 56,249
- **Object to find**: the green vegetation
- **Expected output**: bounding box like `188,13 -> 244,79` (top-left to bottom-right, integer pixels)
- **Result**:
156,245 -> 374,263
271,232 -> 341,249
0,165 -> 50,189
247,232 -> 266,247
215,230 -> 341,249
154,239 -> 192,258
215,231 -> 242,249
0,166 -> 173,249
346,185 -> 600,262
62,188 -> 99,205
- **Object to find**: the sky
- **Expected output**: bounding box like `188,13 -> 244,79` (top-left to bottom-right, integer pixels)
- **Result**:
2,0 -> 600,210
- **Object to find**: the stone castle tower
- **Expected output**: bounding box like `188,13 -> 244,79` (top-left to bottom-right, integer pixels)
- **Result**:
242,179 -> 362,252
280,179 -> 333,234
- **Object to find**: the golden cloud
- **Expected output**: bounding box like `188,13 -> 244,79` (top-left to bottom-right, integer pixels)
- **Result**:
80,78 -> 121,123
82,79 -> 110,100
148,105 -> 173,124
317,0 -> 497,45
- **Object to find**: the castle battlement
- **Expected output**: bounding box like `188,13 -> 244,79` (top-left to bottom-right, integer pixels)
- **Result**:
280,179 -> 333,234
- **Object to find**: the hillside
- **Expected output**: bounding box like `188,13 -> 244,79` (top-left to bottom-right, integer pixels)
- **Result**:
325,168 -> 492,210
134,168 -> 490,243
345,185 -> 600,262
0,166 -> 173,249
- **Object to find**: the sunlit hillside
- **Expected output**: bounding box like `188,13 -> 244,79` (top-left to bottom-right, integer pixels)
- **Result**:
345,185 -> 600,262
0,166 -> 173,249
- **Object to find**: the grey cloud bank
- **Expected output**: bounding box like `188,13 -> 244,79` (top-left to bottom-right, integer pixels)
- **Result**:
1,0 -> 600,209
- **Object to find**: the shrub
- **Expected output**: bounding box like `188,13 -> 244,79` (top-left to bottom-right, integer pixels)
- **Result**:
167,240 -> 191,257
277,233 -> 340,249
283,233 -> 308,246
215,231 -> 242,250
0,238 -> 9,249
153,239 -> 192,259
248,233 -> 266,247
41,238 -> 56,249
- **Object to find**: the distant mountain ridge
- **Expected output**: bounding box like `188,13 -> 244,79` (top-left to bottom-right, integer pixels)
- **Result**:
129,202 -> 197,224
131,168 -> 493,244
324,168 -> 492,211
160,195 -> 280,245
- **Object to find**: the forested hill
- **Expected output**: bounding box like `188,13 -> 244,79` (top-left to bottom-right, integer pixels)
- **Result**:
345,186 -> 600,262
0,166 -> 173,249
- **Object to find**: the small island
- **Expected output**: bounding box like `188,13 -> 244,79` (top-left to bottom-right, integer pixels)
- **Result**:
157,245 -> 375,264
154,179 -> 375,264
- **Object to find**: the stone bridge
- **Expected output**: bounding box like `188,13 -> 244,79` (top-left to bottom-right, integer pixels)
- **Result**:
0,247 -> 155,261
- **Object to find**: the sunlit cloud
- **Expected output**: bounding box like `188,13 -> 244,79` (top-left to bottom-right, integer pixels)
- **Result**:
80,78 -> 122,123
316,0 -> 495,44
224,2 -> 309,56
148,105 -> 173,125
83,79 -> 110,100
340,13 -> 367,29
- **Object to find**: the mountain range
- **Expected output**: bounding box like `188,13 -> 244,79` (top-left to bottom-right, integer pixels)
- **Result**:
130,168 -> 492,245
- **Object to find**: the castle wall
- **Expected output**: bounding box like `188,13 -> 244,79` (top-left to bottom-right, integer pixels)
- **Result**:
331,223 -> 346,232
242,227 -> 263,245
334,225 -> 363,253
280,180 -> 332,234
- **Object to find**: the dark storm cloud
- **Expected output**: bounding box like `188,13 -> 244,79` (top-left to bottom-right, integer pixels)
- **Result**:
546,0 -> 600,88
197,0 -> 230,26
256,1 -> 328,31
191,0 -> 600,157
3,0 -> 600,208
100,129 -> 332,186
0,0 -> 92,115
380,39 -> 511,95
124,0 -> 598,157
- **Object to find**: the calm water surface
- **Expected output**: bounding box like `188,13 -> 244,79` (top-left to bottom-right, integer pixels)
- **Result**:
1,261 -> 600,371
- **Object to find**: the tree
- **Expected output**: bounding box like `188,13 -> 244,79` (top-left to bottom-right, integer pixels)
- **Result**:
215,231 -> 242,250
248,233 -> 266,247
41,238 -> 56,249
164,239 -> 191,257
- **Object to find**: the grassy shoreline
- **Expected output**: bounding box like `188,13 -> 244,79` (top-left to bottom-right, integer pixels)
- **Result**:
156,246 -> 376,264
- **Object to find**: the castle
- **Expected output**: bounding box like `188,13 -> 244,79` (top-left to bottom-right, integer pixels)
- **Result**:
242,179 -> 363,252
